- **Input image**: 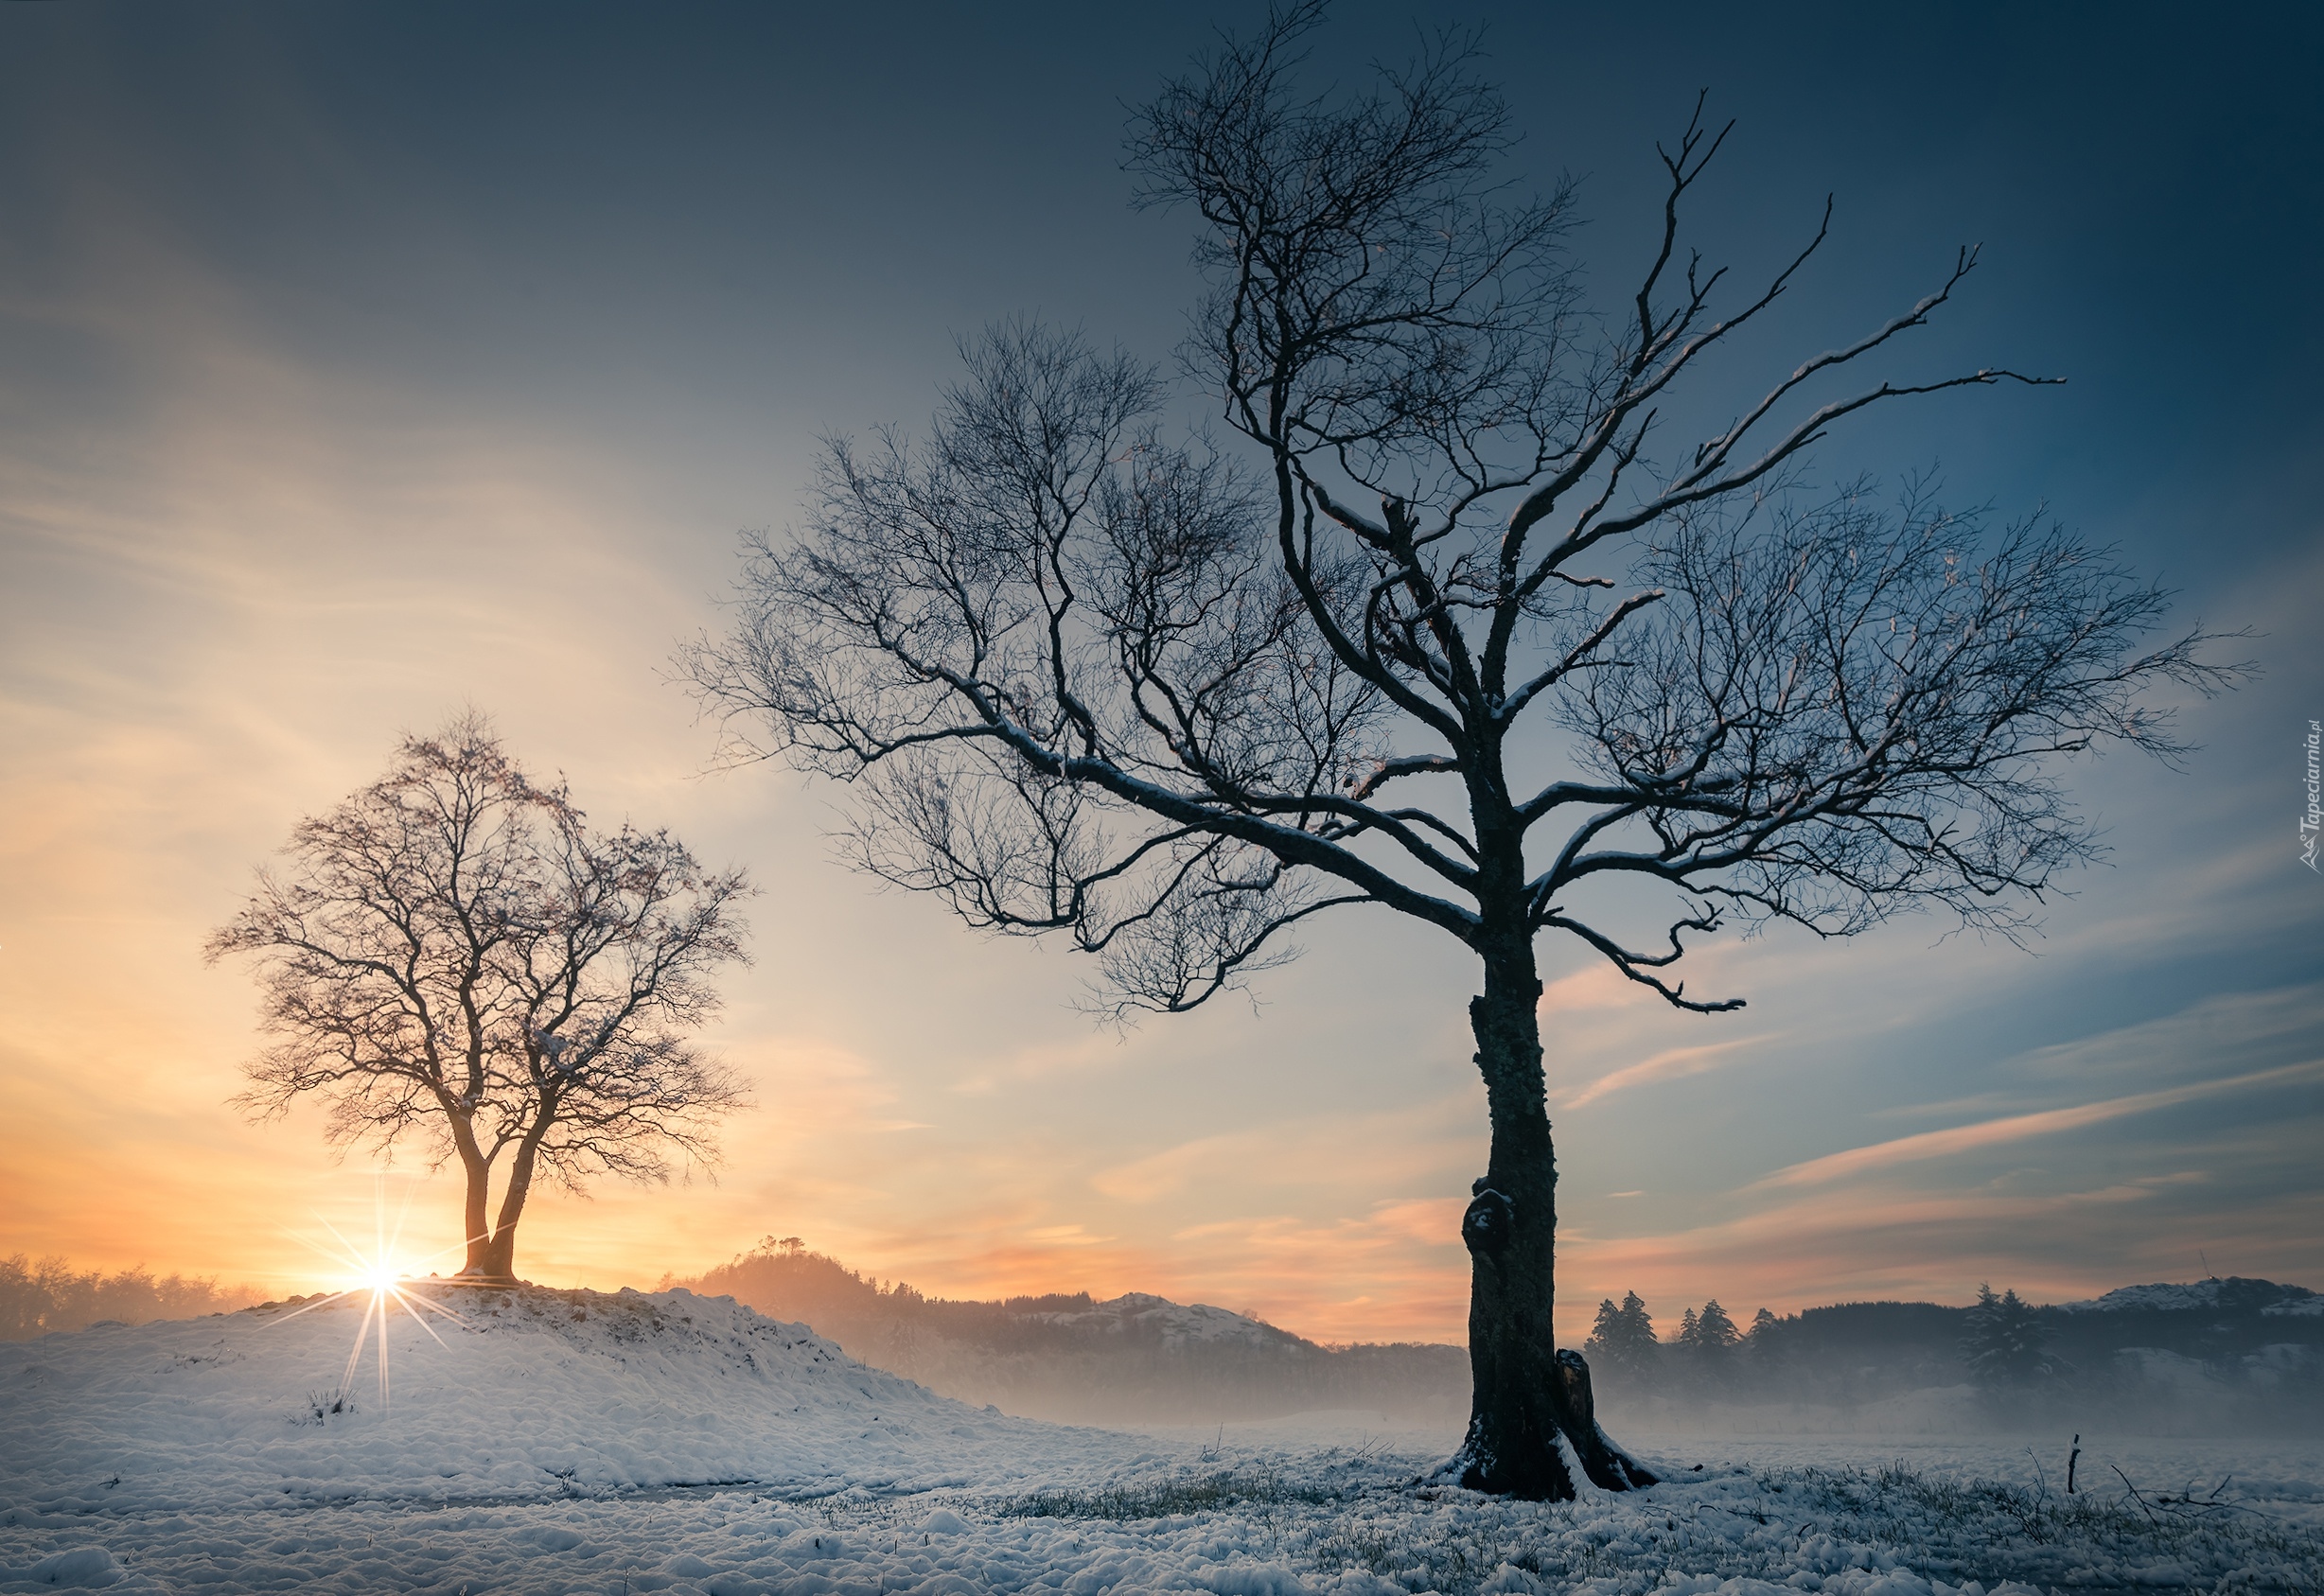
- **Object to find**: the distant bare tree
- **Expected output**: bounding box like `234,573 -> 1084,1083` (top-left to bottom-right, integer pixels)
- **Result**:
209,715 -> 752,1283
684,6 -> 2237,1498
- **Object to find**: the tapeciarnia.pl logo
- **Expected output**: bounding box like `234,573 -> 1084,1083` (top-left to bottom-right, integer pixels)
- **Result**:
2303,719 -> 2321,872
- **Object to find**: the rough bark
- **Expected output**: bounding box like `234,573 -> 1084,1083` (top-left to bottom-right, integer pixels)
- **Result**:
475,1124 -> 547,1284
460,1168 -> 495,1278
452,1119 -> 496,1279
1453,952 -> 1657,1500
475,1229 -> 520,1286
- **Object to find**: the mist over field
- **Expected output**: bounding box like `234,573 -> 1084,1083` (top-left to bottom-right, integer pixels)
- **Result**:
14,1241 -> 2316,1441
652,1242 -> 2324,1442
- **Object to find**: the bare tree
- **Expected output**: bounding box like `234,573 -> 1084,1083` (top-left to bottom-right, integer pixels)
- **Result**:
684,7 -> 2237,1499
209,715 -> 752,1284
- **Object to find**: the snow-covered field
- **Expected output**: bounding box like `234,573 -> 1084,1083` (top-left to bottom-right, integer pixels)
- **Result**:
4,1287 -> 2317,1594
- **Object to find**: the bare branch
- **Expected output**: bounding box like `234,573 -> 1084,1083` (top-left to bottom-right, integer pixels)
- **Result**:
1541,908 -> 1745,1013
687,20 -> 2238,1096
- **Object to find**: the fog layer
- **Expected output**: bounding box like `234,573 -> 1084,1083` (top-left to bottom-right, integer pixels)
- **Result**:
677,1243 -> 2324,1439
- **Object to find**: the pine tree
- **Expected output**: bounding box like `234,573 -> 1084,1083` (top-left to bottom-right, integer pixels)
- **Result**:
1961,1283 -> 2051,1388
1671,1300 -> 1740,1388
1586,1298 -> 1625,1359
1584,1290 -> 1660,1377
1748,1307 -> 1779,1344
1618,1291 -> 1656,1349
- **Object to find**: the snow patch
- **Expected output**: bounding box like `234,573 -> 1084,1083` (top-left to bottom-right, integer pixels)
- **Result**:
2055,1276 -> 2318,1315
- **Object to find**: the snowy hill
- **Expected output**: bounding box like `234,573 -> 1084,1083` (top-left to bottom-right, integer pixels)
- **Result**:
2055,1275 -> 2318,1315
1022,1292 -> 1307,1351
0,1284 -> 1160,1518
677,1246 -> 1466,1425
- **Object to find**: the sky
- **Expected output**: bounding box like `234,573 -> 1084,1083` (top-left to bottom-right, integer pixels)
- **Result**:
1,1 -> 2319,1348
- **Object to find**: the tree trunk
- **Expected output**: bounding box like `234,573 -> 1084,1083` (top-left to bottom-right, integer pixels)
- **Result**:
1453,951 -> 1657,1500
454,1130 -> 494,1278
476,1118 -> 548,1284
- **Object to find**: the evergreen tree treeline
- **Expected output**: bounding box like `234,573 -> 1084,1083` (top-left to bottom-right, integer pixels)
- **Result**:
1586,1291 -> 1760,1379
1960,1282 -> 2055,1389
1584,1284 -> 2074,1395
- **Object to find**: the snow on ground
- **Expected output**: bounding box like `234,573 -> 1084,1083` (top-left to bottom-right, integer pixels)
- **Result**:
0,1285 -> 1154,1516
4,1288 -> 2320,1595
2055,1282 -> 2317,1315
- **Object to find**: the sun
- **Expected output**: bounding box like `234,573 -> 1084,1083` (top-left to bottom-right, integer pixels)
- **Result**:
265,1177 -> 470,1410
353,1260 -> 402,1296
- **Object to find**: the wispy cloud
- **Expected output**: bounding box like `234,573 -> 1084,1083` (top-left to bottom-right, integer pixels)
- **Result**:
1751,1059 -> 2324,1190
1558,1034 -> 1776,1109
2008,984 -> 2324,1090
1538,962 -> 1653,1014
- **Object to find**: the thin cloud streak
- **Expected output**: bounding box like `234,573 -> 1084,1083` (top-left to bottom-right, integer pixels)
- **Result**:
1559,1034 -> 1777,1109
1752,1059 -> 2324,1190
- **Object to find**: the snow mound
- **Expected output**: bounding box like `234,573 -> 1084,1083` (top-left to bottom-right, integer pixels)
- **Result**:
2053,1275 -> 2317,1314
2057,1280 -> 2225,1312
1023,1293 -> 1303,1351
0,1284 -> 1162,1516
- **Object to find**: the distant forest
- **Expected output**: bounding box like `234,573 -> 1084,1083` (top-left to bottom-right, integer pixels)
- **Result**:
0,1254 -> 261,1340
1580,1279 -> 2324,1433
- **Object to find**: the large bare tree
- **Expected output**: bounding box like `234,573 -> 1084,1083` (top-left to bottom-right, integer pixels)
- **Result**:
210,716 -> 752,1284
685,8 -> 2234,1498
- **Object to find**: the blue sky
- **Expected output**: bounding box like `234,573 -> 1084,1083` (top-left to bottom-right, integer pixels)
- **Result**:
1,1 -> 2317,1342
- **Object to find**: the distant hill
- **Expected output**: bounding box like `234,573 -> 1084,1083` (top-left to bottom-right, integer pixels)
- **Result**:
670,1244 -> 2324,1434
11,1236 -> 2315,1433
666,1241 -> 1466,1426
2057,1275 -> 2319,1317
